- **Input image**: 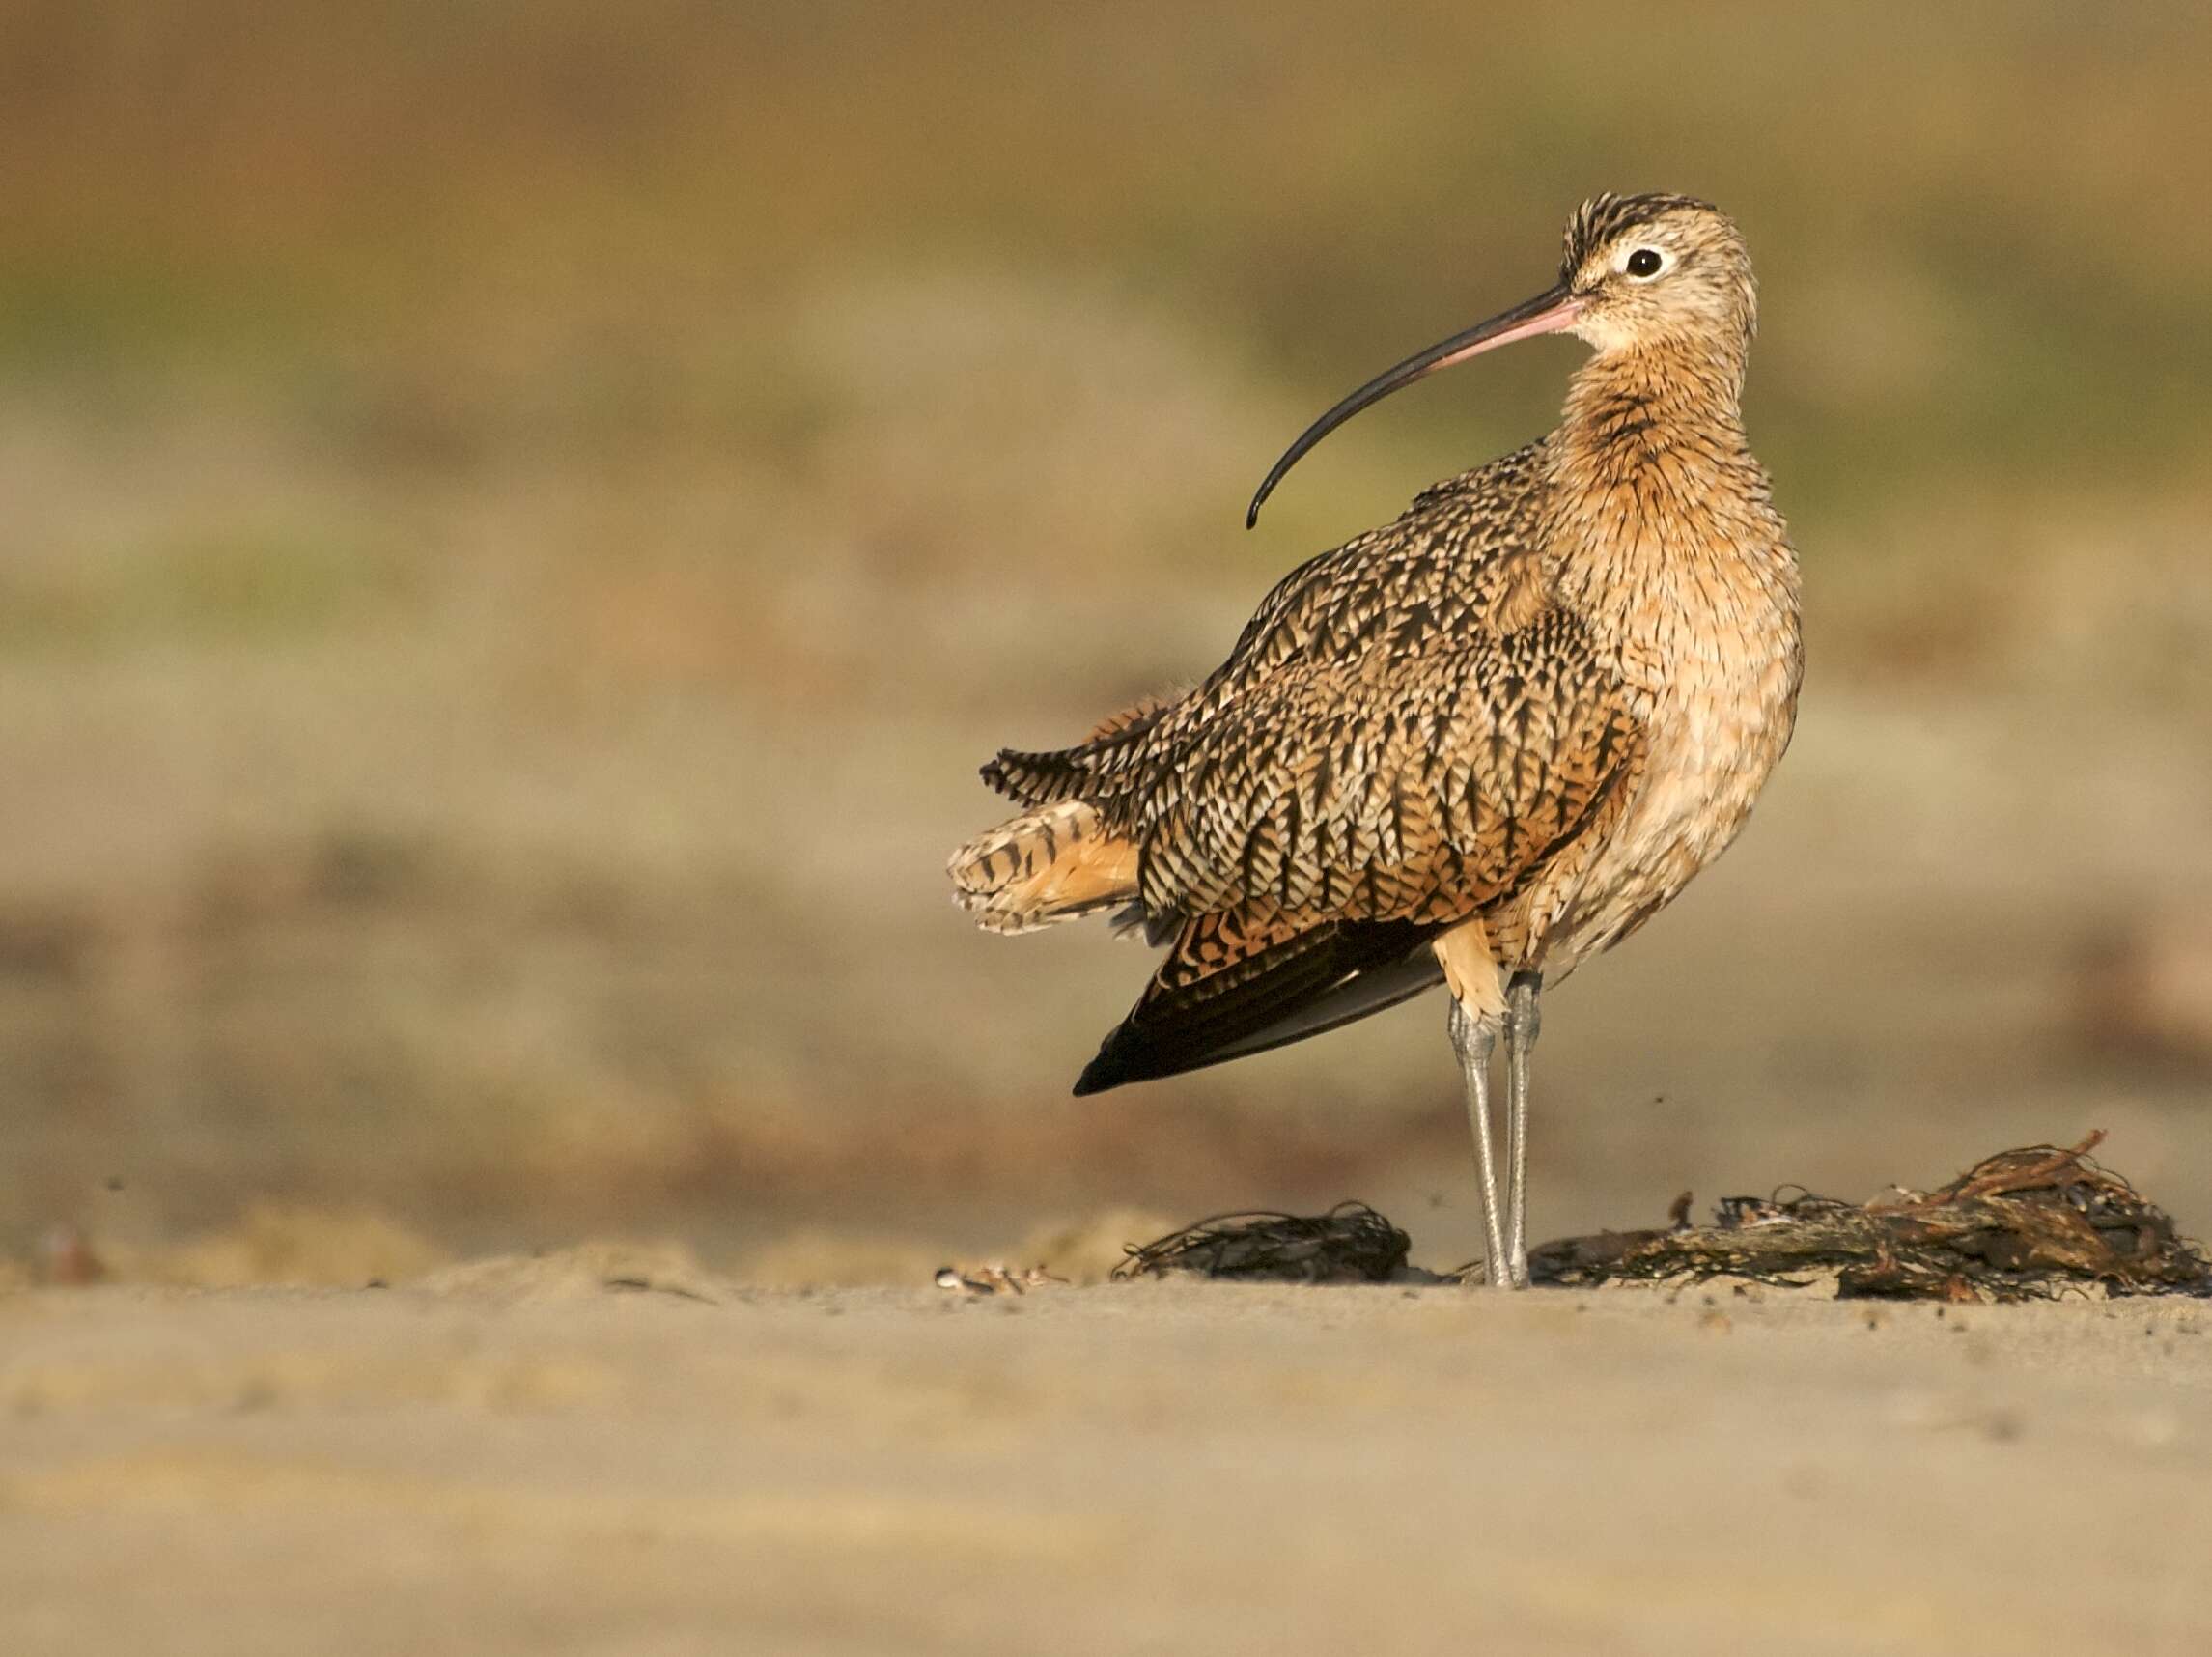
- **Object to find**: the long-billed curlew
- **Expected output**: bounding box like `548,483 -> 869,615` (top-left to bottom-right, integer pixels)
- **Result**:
948,193 -> 1802,1287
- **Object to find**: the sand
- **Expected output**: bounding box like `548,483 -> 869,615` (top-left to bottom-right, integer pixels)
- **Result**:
4,1264 -> 2209,1656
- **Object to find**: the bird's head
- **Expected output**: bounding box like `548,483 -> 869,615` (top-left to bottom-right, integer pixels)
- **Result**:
1557,193 -> 1755,357
1246,192 -> 1755,528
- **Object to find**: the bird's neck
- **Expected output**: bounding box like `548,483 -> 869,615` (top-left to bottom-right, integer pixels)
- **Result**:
1554,337 -> 1750,473
1542,336 -> 1795,688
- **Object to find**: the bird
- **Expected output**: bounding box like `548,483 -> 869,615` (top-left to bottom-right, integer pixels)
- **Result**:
947,193 -> 1802,1288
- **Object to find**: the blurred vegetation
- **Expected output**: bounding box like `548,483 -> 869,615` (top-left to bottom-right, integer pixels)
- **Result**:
2,2 -> 2208,1265
8,5 -> 2211,505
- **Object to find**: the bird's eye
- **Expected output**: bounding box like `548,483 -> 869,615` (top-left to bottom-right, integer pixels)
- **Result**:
1626,248 -> 1665,278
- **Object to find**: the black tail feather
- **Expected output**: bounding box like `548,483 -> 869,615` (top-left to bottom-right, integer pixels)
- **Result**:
1072,919 -> 1444,1095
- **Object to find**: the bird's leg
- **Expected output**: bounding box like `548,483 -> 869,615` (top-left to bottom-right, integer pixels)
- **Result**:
1503,971 -> 1543,1289
1447,997 -> 1506,1287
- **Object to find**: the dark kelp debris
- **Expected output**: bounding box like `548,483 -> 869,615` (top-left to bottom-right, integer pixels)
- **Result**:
1115,1202 -> 1411,1284
1527,1133 -> 2212,1301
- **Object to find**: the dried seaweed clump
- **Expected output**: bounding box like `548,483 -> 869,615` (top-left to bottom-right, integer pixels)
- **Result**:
1529,1133 -> 2212,1302
1114,1202 -> 1411,1284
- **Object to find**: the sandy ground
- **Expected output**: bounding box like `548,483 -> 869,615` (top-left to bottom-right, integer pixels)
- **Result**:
4,1266 -> 2209,1657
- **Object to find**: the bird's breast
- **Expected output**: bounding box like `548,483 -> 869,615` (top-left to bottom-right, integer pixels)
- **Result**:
1536,543 -> 1802,974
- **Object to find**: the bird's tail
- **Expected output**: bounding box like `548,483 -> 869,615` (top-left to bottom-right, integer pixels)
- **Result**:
947,800 -> 1139,936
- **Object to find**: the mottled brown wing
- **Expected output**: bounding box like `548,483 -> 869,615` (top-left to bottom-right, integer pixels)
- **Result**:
1134,608 -> 1638,929
1074,610 -> 1640,1092
966,445 -> 1639,1092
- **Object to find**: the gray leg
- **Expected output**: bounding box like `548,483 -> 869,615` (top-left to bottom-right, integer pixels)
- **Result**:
1503,971 -> 1543,1289
1447,997 -> 1505,1288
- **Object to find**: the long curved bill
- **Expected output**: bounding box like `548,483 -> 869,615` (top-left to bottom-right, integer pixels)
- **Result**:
1246,281 -> 1582,529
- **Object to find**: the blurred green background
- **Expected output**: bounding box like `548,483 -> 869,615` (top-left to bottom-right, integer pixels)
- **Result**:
4,1 -> 2209,1278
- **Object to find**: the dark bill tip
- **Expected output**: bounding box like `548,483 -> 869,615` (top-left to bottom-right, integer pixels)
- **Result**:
1245,282 -> 1581,530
